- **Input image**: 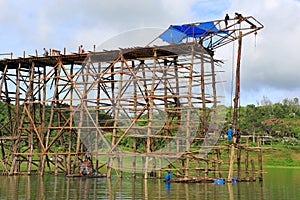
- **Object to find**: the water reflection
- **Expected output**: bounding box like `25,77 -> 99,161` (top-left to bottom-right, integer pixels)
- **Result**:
1,168 -> 300,199
0,175 -> 263,200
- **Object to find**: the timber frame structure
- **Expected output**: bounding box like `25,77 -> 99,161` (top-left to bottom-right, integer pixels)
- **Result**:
0,14 -> 264,181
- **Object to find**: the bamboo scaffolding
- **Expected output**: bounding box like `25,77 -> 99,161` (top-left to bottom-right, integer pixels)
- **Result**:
0,42 -> 263,182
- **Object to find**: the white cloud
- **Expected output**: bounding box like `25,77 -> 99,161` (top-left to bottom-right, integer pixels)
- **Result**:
214,0 -> 300,104
0,0 -> 299,105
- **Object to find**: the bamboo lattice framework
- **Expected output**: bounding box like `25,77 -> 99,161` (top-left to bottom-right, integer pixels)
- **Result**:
0,14 -> 264,180
0,43 -> 226,177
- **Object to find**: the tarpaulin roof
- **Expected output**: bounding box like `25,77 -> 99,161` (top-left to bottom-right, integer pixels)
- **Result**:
159,21 -> 229,44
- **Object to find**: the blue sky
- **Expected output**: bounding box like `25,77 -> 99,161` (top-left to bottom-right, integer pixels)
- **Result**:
1,0 -> 300,106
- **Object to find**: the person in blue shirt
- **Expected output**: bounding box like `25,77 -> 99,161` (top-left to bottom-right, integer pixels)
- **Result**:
227,126 -> 234,145
165,171 -> 172,181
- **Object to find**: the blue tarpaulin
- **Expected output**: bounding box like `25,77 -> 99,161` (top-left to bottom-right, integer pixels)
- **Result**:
159,21 -> 228,44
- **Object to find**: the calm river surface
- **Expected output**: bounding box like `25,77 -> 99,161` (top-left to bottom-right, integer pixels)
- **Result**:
0,167 -> 299,199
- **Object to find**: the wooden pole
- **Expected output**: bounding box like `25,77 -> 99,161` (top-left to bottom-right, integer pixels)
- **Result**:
212,151 -> 216,178
228,31 -> 242,182
96,61 -> 101,174
217,149 -> 222,178
233,31 -> 243,131
40,64 -> 47,175
251,159 -> 256,181
184,45 -> 195,179
211,56 -> 217,135
27,62 -> 35,175
54,149 -> 58,175
227,143 -> 235,181
132,60 -> 137,177
257,137 -> 263,181
67,63 -> 74,175
108,55 -> 116,178
163,59 -> 171,171
200,51 -> 207,133
144,50 -> 157,178
237,146 -> 242,180
116,60 -> 124,178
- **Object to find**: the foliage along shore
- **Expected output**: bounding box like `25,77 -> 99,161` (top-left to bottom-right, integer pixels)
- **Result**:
220,97 -> 300,168
1,97 -> 300,169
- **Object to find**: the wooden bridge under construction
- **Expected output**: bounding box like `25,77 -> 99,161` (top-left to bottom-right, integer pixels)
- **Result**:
0,14 -> 264,182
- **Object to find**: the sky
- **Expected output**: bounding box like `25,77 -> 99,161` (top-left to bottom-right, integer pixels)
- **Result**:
0,0 -> 300,106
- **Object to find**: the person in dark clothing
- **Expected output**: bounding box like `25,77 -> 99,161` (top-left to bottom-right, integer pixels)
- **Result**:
225,13 -> 230,27
43,48 -> 49,56
235,129 -> 241,144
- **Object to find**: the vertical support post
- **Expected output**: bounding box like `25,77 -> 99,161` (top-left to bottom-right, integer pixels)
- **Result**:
2,66 -> 14,142
205,156 -> 208,179
251,159 -> 256,181
245,150 -> 249,181
96,62 -> 101,174
141,60 -> 148,179
132,61 -> 137,178
210,56 -> 217,135
56,62 -> 67,172
227,143 -> 235,182
163,59 -> 171,171
67,63 -> 74,175
144,50 -> 157,179
55,149 -> 58,175
245,137 -> 249,181
196,159 -> 200,177
216,149 -> 222,178
76,60 -> 85,173
27,62 -> 35,175
184,45 -> 194,179
11,64 -> 19,152
174,56 -> 182,177
107,57 -> 116,178
228,31 -> 242,182
200,51 -> 207,134
233,31 -> 243,130
40,65 -> 47,175
257,137 -> 263,181
115,59 -> 124,178
37,66 -> 43,174
212,151 -> 216,178
10,62 -> 29,175
237,146 -> 242,180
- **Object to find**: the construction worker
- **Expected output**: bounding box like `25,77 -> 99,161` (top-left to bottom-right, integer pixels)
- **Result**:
227,126 -> 234,145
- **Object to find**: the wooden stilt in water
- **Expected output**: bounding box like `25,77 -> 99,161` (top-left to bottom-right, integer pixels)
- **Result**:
237,145 -> 241,180
216,149 -> 222,178
251,160 -> 256,181
227,144 -> 235,182
257,137 -> 263,181
55,149 -> 58,175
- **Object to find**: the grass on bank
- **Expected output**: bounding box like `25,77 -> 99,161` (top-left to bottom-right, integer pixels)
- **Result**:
262,144 -> 300,167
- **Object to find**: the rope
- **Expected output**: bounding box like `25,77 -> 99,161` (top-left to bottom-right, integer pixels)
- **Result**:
254,32 -> 257,48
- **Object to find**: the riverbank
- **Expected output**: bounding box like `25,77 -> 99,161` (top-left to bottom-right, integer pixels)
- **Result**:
262,144 -> 300,167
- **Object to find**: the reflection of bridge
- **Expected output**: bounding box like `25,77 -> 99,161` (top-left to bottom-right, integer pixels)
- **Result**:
0,14 -> 263,181
1,174 -> 268,199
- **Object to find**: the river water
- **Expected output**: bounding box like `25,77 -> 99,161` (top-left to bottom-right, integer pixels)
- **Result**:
0,167 -> 299,199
